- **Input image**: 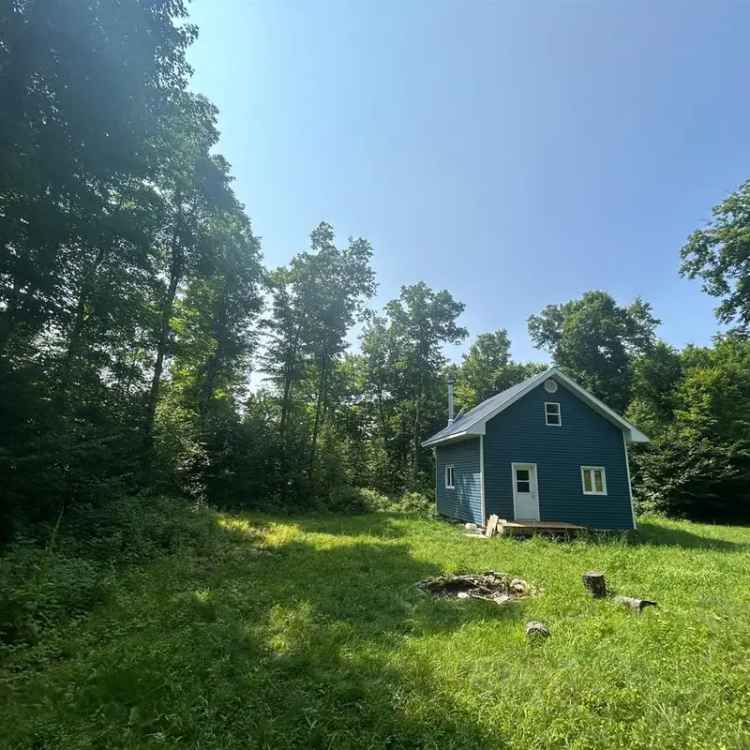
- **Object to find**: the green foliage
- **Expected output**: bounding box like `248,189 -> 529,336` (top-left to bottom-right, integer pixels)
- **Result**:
456,328 -> 545,409
0,1 -> 265,532
680,179 -> 750,333
258,223 -> 376,499
630,336 -> 750,521
0,496 -> 217,651
358,283 -> 468,492
528,291 -> 659,412
5,0 -> 750,541
0,542 -> 105,648
1,510 -> 748,749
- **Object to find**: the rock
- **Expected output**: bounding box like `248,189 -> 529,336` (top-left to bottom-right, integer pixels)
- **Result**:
510,578 -> 529,595
582,570 -> 607,598
614,595 -> 657,614
464,522 -> 478,530
525,621 -> 550,638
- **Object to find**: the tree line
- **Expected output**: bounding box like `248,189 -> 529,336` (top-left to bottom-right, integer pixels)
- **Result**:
2,1 -> 749,538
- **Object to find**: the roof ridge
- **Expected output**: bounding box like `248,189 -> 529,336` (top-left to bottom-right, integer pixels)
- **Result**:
422,365 -> 649,447
422,367 -> 556,446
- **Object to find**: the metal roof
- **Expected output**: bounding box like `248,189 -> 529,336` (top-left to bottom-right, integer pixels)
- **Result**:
421,366 -> 649,447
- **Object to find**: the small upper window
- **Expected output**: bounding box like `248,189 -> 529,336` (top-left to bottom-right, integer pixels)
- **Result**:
581,466 -> 607,495
445,465 -> 455,489
545,402 -> 561,426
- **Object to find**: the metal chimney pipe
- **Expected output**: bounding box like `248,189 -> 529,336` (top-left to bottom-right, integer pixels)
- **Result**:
447,376 -> 455,425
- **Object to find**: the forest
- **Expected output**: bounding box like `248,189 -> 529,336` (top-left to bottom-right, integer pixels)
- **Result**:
2,0 -> 750,545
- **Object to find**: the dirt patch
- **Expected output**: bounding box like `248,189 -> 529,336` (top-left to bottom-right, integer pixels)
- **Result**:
417,571 -> 533,605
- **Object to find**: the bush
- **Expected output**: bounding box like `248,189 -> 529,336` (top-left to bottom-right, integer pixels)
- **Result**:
59,495 -> 218,564
312,486 -> 433,514
0,542 -> 106,647
0,495 -> 217,650
398,491 -> 433,513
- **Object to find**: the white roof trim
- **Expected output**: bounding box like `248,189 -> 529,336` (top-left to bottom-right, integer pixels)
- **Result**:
422,366 -> 649,447
552,369 -> 649,443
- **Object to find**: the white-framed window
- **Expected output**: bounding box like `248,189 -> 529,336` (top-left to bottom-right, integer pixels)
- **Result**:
545,402 -> 561,426
581,466 -> 607,495
445,465 -> 455,489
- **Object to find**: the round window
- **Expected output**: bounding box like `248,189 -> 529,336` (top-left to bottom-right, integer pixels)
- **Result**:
544,379 -> 558,394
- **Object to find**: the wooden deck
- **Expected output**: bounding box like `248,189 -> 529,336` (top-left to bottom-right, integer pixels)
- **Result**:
489,517 -> 586,538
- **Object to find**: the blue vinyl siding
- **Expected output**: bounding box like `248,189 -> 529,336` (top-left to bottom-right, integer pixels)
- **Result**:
484,380 -> 634,529
435,438 -> 483,524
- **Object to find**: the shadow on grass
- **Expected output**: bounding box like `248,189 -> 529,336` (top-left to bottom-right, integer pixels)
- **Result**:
634,518 -> 750,551
5,514 -> 516,749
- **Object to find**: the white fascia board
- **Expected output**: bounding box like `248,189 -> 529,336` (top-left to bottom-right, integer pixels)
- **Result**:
421,429 -> 482,448
551,369 -> 650,443
422,365 -> 650,447
455,367 -> 557,435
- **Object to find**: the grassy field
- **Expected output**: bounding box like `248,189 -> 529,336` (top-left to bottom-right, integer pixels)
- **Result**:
1,511 -> 749,749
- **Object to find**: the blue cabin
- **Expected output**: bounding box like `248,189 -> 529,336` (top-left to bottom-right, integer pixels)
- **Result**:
422,367 -> 649,530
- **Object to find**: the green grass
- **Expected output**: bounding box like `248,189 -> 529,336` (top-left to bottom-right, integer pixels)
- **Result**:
1,511 -> 749,749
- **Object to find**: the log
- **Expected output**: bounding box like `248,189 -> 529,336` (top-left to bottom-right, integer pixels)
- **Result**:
614,596 -> 657,614
525,621 -> 550,639
582,570 -> 607,598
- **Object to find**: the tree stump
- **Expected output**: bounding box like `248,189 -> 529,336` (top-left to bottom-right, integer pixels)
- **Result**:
614,596 -> 657,614
582,570 -> 607,598
525,621 -> 550,639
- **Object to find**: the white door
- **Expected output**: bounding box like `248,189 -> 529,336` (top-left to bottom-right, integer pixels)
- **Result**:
512,463 -> 540,520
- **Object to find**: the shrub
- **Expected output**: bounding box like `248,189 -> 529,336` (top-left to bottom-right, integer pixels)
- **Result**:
0,495 -> 218,650
398,491 -> 433,513
0,542 -> 106,647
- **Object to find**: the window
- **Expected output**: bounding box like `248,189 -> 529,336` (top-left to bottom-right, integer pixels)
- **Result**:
445,465 -> 455,489
545,402 -> 561,426
581,466 -> 607,495
515,467 -> 530,494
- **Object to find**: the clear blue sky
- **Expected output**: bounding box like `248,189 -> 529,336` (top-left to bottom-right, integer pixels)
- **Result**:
187,1 -> 750,363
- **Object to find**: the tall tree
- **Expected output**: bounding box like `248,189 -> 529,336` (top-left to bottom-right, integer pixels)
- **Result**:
680,180 -> 750,334
626,340 -> 683,437
295,224 -> 376,473
260,266 -> 309,471
168,207 -> 263,426
0,0 -> 194,359
260,223 -> 375,490
0,0 -> 200,533
142,95 -> 235,464
456,329 -> 544,409
383,283 -> 467,486
528,291 -> 659,412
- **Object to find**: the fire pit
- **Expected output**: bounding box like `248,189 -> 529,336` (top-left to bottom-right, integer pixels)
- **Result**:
417,570 -> 533,605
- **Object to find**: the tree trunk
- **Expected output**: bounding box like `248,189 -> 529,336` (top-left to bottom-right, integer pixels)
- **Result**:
142,204 -> 185,467
412,371 -> 423,485
308,353 -> 330,476
56,246 -> 108,406
582,571 -> 607,598
198,278 -> 230,430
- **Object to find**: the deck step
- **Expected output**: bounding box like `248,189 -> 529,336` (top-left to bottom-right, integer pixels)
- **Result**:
496,519 -> 586,538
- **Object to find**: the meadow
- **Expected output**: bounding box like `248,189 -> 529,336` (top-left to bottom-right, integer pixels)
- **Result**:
1,504 -> 749,749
